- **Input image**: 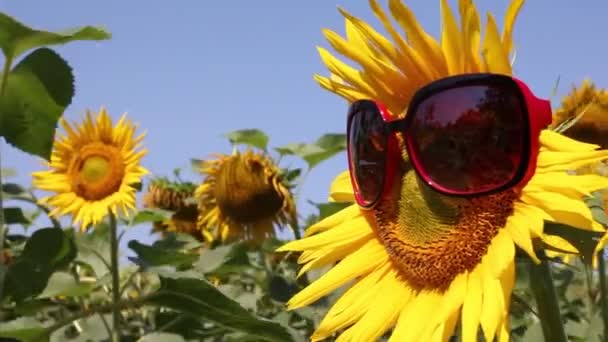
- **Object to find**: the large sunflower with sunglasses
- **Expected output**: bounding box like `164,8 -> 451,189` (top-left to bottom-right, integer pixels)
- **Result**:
277,0 -> 608,341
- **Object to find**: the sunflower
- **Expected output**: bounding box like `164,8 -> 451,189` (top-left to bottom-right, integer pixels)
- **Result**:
277,0 -> 608,340
552,79 -> 608,149
143,177 -> 203,240
195,149 -> 296,244
32,108 -> 148,230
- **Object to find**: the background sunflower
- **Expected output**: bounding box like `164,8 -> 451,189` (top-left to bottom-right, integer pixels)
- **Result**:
32,108 -> 148,229
195,149 -> 297,244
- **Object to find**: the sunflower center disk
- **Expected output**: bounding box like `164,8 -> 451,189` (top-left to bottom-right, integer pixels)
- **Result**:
81,156 -> 110,183
213,155 -> 284,224
69,143 -> 125,201
373,170 -> 517,291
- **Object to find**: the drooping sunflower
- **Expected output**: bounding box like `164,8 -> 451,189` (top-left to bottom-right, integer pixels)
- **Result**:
195,149 -> 296,244
32,108 -> 148,230
143,176 -> 203,240
552,79 -> 608,149
551,81 -> 608,253
277,0 -> 608,341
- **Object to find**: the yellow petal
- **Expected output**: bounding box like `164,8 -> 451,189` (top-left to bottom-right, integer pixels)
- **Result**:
312,264 -> 390,341
387,0 -> 447,75
481,13 -> 511,75
501,0 -> 526,55
521,191 -> 602,232
479,273 -> 505,341
329,170 -> 355,202
461,271 -> 482,342
304,204 -> 362,237
440,0 -> 464,74
390,291 -> 442,341
505,213 -> 540,263
337,268 -> 410,341
286,239 -> 388,309
314,74 -> 368,103
542,234 -> 579,254
540,130 -> 600,152
459,0 -> 482,72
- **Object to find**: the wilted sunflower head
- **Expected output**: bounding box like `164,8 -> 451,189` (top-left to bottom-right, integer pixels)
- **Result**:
32,108 -> 148,230
552,79 -> 608,149
143,176 -> 203,240
195,149 -> 296,244
143,176 -> 197,210
278,0 -> 608,341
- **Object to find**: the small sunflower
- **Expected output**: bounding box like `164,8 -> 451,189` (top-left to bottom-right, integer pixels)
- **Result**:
32,108 -> 148,230
278,0 -> 608,340
195,149 -> 296,244
552,79 -> 608,149
143,177 -> 203,240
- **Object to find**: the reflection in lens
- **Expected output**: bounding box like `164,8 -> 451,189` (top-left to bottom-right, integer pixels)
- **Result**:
349,106 -> 387,205
408,84 -> 524,194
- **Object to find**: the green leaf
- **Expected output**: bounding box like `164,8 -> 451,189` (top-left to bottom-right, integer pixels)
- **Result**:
4,206 -> 30,224
145,277 -> 295,342
153,312 -> 207,340
315,133 -> 347,150
3,227 -> 76,301
282,168 -> 302,183
1,167 -> 17,178
50,313 -> 113,342
0,317 -> 46,342
130,208 -> 172,226
275,133 -> 346,169
138,333 -> 186,342
2,182 -> 26,195
0,13 -> 110,60
38,271 -> 94,298
224,129 -> 269,150
72,223 -> 112,277
190,158 -> 204,172
0,48 -> 74,159
544,222 -> 604,265
128,239 -> 198,269
316,202 -> 351,220
196,242 -> 253,275
268,274 -> 297,303
197,245 -> 235,273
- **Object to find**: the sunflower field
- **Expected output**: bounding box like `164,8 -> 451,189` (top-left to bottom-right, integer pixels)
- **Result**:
2,1 -> 608,342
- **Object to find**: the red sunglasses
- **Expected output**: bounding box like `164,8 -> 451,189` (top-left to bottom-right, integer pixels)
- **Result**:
347,73 -> 552,209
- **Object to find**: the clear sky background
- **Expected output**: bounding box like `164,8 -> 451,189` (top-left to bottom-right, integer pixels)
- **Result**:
1,0 -> 607,246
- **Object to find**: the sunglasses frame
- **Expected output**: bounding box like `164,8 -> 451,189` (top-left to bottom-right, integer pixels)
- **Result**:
346,73 -> 552,209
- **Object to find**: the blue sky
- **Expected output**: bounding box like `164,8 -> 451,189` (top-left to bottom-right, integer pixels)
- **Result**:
2,0 -> 607,245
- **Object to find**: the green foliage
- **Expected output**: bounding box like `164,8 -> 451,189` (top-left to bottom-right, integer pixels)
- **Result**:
0,12 -> 110,159
3,207 -> 30,225
275,133 -> 346,169
0,12 -> 110,62
224,128 -> 270,151
146,277 -> 295,342
3,228 -> 76,302
0,48 -> 74,159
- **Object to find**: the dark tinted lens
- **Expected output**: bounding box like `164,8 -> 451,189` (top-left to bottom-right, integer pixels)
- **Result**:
348,105 -> 388,206
408,84 -> 525,194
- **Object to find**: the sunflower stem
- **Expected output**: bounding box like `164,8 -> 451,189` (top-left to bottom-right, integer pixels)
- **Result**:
528,252 -> 567,342
0,55 -> 13,298
597,249 -> 608,342
108,211 -> 122,342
